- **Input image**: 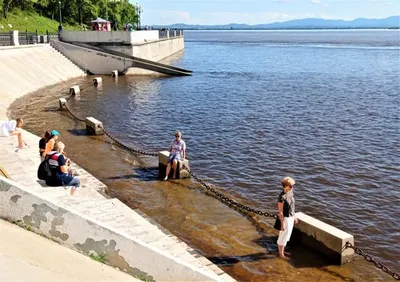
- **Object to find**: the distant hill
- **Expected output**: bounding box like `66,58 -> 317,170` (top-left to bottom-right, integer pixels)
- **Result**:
152,16 -> 400,30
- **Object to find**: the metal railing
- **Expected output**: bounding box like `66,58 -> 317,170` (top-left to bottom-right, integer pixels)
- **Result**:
159,29 -> 183,39
0,31 -> 13,46
0,30 -> 59,46
18,30 -> 38,45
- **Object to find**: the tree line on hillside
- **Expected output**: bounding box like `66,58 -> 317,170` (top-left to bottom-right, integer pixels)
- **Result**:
0,0 -> 139,29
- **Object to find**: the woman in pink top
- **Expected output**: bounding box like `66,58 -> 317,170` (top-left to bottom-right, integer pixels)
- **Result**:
164,131 -> 186,180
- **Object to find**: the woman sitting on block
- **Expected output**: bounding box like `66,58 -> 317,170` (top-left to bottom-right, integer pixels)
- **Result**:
164,131 -> 186,180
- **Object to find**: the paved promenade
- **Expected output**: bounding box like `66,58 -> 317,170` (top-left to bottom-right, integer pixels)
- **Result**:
0,220 -> 140,282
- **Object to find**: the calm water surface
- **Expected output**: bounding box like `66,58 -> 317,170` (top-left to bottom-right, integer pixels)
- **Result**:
11,30 -> 400,281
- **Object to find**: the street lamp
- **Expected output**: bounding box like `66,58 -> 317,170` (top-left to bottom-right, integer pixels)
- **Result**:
58,1 -> 62,28
135,3 -> 143,30
58,1 -> 63,38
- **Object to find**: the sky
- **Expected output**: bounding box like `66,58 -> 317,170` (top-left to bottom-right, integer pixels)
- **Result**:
134,0 -> 400,26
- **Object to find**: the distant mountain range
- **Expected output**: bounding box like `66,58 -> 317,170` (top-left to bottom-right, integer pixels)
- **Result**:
152,16 -> 400,30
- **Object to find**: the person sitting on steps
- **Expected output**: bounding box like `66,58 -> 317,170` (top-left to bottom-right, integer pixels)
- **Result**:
164,131 -> 186,180
0,118 -> 25,148
47,141 -> 80,196
42,129 -> 60,158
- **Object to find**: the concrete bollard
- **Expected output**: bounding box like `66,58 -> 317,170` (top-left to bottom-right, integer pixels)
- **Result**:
93,77 -> 102,86
69,85 -> 80,96
158,150 -> 190,180
85,117 -> 104,135
111,70 -> 118,78
59,98 -> 67,111
291,212 -> 354,265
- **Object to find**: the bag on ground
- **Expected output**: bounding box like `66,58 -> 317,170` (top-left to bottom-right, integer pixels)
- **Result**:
37,158 -> 52,180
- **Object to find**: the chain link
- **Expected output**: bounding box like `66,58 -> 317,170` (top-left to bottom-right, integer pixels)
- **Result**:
98,125 -> 158,157
64,104 -> 86,122
345,242 -> 400,280
64,104 -> 158,157
181,164 -> 277,219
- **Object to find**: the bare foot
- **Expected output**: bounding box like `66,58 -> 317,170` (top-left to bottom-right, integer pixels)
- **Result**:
278,255 -> 290,260
70,187 -> 77,196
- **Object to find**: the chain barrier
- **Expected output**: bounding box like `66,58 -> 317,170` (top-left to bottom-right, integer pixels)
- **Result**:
62,103 -> 398,280
64,104 -> 158,157
345,242 -> 399,280
64,104 -> 86,122
98,125 -> 158,157
181,164 -> 277,219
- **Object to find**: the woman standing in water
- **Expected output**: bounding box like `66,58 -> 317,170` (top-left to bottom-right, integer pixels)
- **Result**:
277,176 -> 298,259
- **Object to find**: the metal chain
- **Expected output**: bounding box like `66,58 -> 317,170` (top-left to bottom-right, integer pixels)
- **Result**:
64,104 -> 86,122
345,242 -> 400,280
181,164 -> 277,219
98,125 -> 158,157
63,104 -> 158,157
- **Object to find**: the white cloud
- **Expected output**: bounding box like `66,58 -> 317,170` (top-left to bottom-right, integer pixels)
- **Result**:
311,0 -> 321,4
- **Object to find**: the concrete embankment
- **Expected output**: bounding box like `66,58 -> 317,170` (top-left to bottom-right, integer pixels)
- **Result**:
0,45 -> 235,281
0,44 -> 85,120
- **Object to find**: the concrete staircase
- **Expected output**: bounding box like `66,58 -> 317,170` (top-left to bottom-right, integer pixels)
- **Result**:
0,44 -> 85,119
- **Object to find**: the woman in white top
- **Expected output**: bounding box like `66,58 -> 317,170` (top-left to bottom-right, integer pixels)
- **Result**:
164,131 -> 186,180
0,118 -> 24,148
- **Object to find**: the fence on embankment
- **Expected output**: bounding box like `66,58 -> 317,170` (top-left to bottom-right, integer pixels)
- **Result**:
0,30 -> 58,46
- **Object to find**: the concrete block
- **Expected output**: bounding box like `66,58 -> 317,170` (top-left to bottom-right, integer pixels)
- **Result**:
85,117 -> 104,135
93,77 -> 102,86
59,98 -> 67,111
158,150 -> 190,179
111,70 -> 118,77
291,212 -> 354,265
69,85 -> 80,96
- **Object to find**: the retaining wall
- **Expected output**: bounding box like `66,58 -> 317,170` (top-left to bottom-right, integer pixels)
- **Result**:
0,176 -> 228,281
0,44 -> 85,120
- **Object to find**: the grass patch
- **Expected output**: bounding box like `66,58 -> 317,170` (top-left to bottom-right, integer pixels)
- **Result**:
0,9 -> 81,34
89,252 -> 107,264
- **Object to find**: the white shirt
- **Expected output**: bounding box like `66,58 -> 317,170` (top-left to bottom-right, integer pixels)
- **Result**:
0,120 -> 17,137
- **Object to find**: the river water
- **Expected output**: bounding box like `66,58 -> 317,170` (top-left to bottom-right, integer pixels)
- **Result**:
10,30 -> 400,281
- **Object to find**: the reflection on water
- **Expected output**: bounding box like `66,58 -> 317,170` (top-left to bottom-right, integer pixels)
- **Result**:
9,30 -> 400,281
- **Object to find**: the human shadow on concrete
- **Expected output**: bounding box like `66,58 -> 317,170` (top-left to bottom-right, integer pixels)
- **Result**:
207,252 -> 276,266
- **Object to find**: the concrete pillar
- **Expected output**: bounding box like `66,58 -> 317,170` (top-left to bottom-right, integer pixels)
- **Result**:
12,30 -> 19,46
111,70 -> 118,78
158,150 -> 190,179
85,117 -> 104,135
59,98 -> 67,111
69,85 -> 80,96
291,212 -> 354,265
93,77 -> 102,86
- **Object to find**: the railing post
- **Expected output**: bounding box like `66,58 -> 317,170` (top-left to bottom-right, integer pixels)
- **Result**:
25,29 -> 28,44
12,30 -> 19,46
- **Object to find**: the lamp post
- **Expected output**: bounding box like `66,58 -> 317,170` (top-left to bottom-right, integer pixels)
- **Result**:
135,3 -> 143,30
58,1 -> 63,39
58,1 -> 62,28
